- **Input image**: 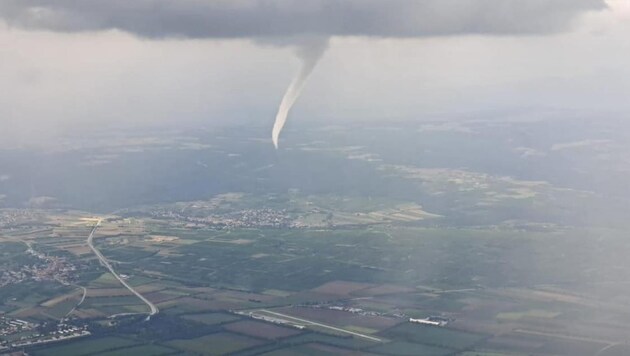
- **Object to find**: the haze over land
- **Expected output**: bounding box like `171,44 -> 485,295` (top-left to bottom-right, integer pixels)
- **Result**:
1,1 -> 630,356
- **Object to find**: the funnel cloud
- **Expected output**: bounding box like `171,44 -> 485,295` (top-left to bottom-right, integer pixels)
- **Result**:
272,38 -> 328,149
0,0 -> 607,147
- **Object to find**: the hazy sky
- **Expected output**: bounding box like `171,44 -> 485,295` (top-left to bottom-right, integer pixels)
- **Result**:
0,0 -> 629,144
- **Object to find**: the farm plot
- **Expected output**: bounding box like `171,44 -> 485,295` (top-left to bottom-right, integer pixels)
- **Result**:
166,332 -> 265,355
181,312 -> 241,326
224,320 -> 303,340
32,336 -> 138,356
369,341 -> 453,356
380,323 -> 487,350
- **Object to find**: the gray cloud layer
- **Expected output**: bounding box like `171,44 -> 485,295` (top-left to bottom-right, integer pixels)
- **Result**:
0,0 -> 606,40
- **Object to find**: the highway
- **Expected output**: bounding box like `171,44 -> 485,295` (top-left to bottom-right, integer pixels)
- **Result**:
87,219 -> 159,320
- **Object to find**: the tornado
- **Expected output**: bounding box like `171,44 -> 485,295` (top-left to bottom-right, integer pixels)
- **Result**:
272,38 -> 328,149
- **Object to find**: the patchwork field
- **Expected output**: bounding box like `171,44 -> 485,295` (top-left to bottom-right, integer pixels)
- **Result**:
4,187 -> 630,356
167,332 -> 265,355
32,336 -> 139,356
223,320 -> 303,340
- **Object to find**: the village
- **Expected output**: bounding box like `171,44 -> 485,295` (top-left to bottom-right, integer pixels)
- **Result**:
0,243 -> 78,288
148,208 -> 294,229
0,317 -> 90,353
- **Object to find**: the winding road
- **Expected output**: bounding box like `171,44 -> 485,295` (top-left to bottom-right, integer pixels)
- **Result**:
62,285 -> 87,320
87,219 -> 159,320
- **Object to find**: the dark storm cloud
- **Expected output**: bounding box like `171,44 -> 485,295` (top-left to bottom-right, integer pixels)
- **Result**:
0,0 -> 606,39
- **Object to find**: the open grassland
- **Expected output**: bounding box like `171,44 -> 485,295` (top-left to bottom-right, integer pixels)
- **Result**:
380,323 -> 487,350
82,295 -> 146,308
158,297 -> 231,315
32,336 -> 138,356
43,297 -> 81,319
368,341 -> 453,356
89,272 -> 122,288
86,288 -> 133,298
181,312 -> 241,325
224,320 -> 303,340
310,280 -> 373,296
481,331 -> 610,356
117,225 -> 595,293
496,309 -> 561,321
41,290 -> 82,307
92,344 -> 177,356
166,332 -> 265,355
259,342 -> 366,355
6,205 -> 630,356
460,352 -> 526,356
262,289 -> 293,297
274,333 -> 376,350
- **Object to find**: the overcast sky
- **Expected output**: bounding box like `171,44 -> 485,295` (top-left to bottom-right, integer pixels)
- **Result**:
1,0 -> 629,145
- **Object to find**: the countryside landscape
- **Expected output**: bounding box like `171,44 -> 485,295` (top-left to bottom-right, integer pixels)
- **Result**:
2,118 -> 630,355
2,1 -> 629,354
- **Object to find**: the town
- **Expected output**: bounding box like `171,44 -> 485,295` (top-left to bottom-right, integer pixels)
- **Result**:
0,210 -> 42,229
1,317 -> 90,353
1,243 -> 78,288
148,208 -> 295,229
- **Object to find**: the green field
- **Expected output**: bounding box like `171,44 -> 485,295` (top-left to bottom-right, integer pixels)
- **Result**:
167,332 -> 264,355
278,333 -> 376,350
5,120 -> 630,356
92,344 -> 177,356
380,323 -> 487,350
32,337 -> 138,356
181,312 -> 241,325
89,273 -> 122,288
369,341 -> 453,356
496,309 -> 560,321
